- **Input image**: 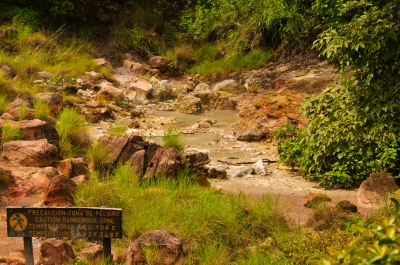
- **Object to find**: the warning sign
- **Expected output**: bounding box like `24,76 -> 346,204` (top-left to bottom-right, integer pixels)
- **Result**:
7,207 -> 122,238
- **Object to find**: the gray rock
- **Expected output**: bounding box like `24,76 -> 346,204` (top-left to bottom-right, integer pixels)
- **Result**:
214,79 -> 246,94
251,160 -> 269,175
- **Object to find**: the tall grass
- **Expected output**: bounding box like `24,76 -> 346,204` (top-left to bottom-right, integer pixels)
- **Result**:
0,93 -> 10,115
74,163 -> 291,263
33,98 -> 51,121
1,122 -> 23,146
86,142 -> 115,176
55,107 -> 89,158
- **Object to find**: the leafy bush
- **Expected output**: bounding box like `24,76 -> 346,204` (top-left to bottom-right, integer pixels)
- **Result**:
310,193 -> 400,264
1,122 -> 23,146
163,126 -> 184,153
55,107 -> 89,158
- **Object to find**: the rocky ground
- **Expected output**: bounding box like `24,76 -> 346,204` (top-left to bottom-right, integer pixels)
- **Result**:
0,54 -> 366,264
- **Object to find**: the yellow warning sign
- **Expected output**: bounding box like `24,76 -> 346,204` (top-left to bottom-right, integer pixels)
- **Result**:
9,213 -> 28,231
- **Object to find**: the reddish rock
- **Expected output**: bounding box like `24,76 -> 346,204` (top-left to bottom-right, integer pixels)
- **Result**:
129,149 -> 147,176
358,172 -> 399,215
99,82 -> 124,100
125,230 -> 186,265
1,139 -> 58,167
71,174 -> 88,184
5,107 -> 36,120
144,148 -> 184,179
80,243 -> 103,262
232,120 -> 266,141
0,119 -> 59,143
43,175 -> 77,206
37,238 -> 76,265
58,157 -> 87,178
5,94 -> 33,111
6,251 -> 25,265
30,171 -> 50,191
148,56 -> 170,72
57,159 -> 72,177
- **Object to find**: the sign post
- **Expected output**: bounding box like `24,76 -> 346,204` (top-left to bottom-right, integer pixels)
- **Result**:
7,207 -> 122,264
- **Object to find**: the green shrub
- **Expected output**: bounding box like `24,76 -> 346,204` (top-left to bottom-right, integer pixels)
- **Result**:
310,194 -> 400,264
163,126 -> 184,153
55,107 -> 89,158
1,122 -> 23,146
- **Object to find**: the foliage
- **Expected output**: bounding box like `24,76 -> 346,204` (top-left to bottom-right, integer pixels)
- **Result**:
279,0 -> 400,188
310,193 -> 400,264
190,49 -> 275,78
183,0 -> 317,53
163,126 -> 184,153
0,122 -> 23,146
86,142 -> 115,177
55,107 -> 89,158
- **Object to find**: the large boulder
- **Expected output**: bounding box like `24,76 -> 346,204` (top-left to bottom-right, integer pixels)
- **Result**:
214,79 -> 247,94
125,80 -> 152,104
3,107 -> 36,120
357,172 -> 399,215
37,238 -> 76,265
129,149 -> 147,176
148,56 -> 170,73
57,157 -> 88,178
1,139 -> 58,167
99,82 -> 124,101
232,120 -> 266,141
144,147 -> 185,179
0,119 -> 59,144
124,60 -> 148,75
149,77 -> 171,101
174,94 -> 202,114
42,174 -> 77,205
125,230 -> 186,265
5,94 -> 33,111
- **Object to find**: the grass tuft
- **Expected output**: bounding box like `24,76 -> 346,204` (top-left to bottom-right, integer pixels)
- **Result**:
1,122 -> 23,146
0,93 -> 10,115
162,126 -> 184,153
33,98 -> 51,121
108,122 -> 128,137
86,142 -> 115,176
55,107 -> 89,158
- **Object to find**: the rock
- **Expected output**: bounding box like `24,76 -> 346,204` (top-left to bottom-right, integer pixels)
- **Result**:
0,167 -> 13,189
170,86 -> 187,97
124,60 -> 148,75
251,160 -> 269,175
203,165 -> 227,179
337,200 -> 358,213
1,65 -> 16,78
96,8 -> 110,22
304,193 -> 331,208
226,169 -> 243,178
71,174 -> 88,184
99,135 -> 149,166
30,171 -> 50,191
34,92 -> 63,114
57,158 -> 87,178
80,243 -> 103,262
94,58 -> 112,70
357,172 -> 399,215
125,230 -> 186,265
6,94 -> 33,111
233,120 -> 266,141
85,71 -> 104,81
184,149 -> 210,167
127,80 -> 152,104
214,79 -> 246,94
4,107 -> 36,120
6,251 -> 25,265
129,149 -> 147,176
36,71 -> 54,79
193,82 -> 212,96
144,148 -> 185,179
174,94 -> 202,114
149,77 -> 171,101
43,175 -> 77,205
43,167 -> 58,178
1,139 -> 58,167
37,238 -> 76,265
0,119 -> 59,143
99,82 -> 124,101
77,89 -> 93,100
148,56 -> 170,73
149,68 -> 161,76
236,101 -> 257,117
